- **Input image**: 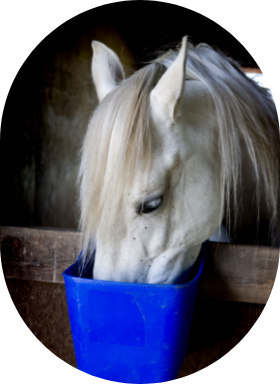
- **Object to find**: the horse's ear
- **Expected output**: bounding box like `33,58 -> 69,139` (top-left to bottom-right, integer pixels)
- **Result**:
91,41 -> 125,102
150,36 -> 188,122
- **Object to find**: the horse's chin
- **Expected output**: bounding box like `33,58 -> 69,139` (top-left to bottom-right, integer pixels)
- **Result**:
145,264 -> 193,285
144,268 -> 193,285
145,243 -> 202,285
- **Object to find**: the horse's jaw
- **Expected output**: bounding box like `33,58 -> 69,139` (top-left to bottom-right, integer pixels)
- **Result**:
93,241 -> 202,285
144,243 -> 202,285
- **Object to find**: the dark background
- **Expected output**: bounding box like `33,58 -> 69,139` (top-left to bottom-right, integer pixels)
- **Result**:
0,1 -> 259,230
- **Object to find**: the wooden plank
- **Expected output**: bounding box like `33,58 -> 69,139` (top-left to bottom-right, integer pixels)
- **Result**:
242,67 -> 262,73
1,226 -> 279,303
198,243 -> 279,304
0,226 -> 82,284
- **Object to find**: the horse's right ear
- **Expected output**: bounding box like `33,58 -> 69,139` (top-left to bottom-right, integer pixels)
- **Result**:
150,36 -> 188,123
91,41 -> 125,102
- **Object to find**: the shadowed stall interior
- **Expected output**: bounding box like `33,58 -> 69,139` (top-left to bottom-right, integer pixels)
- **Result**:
0,2 -> 258,230
0,1 -> 271,378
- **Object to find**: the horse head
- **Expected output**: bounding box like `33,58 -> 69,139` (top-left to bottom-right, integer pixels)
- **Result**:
79,37 -> 223,284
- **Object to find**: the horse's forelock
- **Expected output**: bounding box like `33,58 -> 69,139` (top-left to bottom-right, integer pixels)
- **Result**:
78,62 -> 166,259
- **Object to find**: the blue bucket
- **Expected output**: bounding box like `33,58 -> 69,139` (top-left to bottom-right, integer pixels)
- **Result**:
63,242 -> 207,383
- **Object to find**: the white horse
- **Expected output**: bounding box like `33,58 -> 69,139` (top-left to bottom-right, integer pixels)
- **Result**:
78,37 -> 279,284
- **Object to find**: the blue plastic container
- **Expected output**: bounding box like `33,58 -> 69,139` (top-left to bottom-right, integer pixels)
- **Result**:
63,242 -> 207,383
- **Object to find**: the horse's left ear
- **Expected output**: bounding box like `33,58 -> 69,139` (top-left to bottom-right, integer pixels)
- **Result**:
91,41 -> 125,102
150,36 -> 188,123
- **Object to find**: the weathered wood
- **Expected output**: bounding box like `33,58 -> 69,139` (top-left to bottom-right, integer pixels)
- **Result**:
1,226 -> 279,304
243,67 -> 262,73
198,243 -> 279,304
1,226 -> 82,284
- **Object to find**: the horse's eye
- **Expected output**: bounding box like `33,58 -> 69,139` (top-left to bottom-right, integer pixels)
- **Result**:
138,196 -> 163,215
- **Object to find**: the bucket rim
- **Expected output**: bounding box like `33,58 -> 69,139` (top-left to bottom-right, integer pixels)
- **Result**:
63,240 -> 208,289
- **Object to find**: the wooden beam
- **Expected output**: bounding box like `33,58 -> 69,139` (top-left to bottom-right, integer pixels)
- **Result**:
1,226 -> 81,284
242,67 -> 262,73
1,226 -> 279,304
199,242 -> 278,304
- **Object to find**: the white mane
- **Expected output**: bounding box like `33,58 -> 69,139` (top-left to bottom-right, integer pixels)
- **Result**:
78,41 -> 279,260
